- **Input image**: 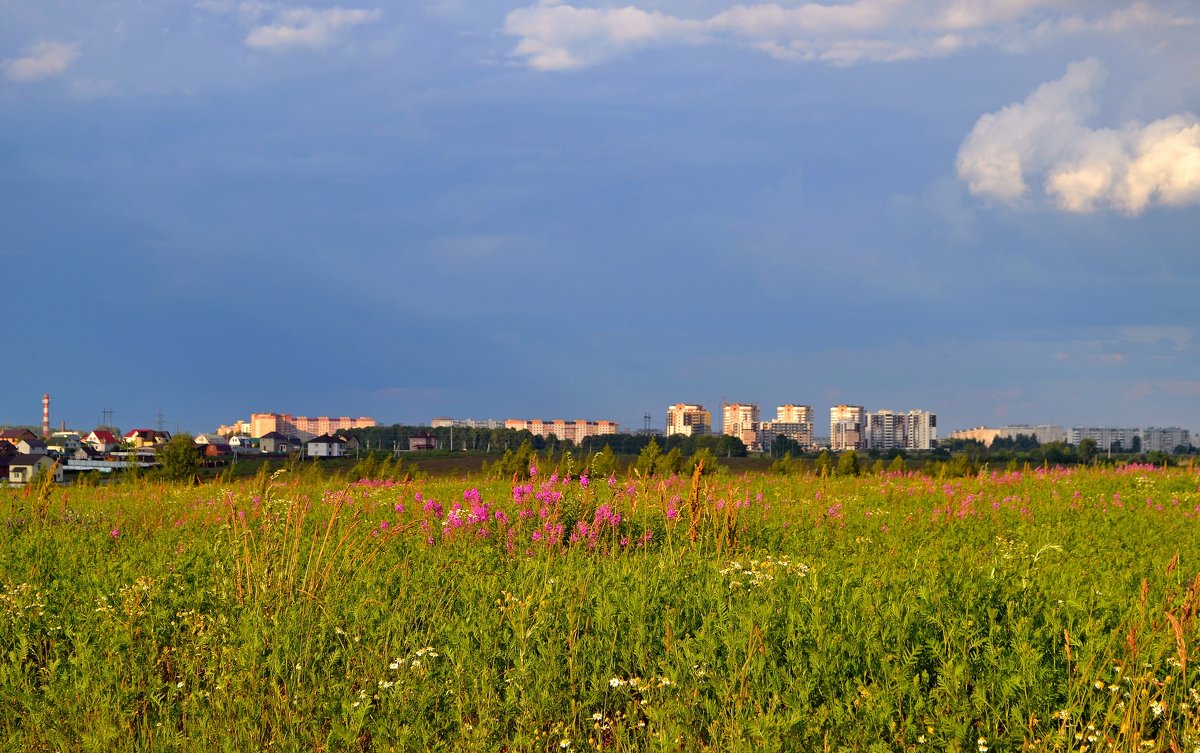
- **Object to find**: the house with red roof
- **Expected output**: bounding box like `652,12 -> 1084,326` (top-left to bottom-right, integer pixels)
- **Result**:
85,429 -> 120,453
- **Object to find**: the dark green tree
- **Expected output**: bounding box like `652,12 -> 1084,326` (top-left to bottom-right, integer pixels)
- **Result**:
658,447 -> 684,476
635,438 -> 662,477
770,452 -> 797,475
1077,437 -> 1098,464
770,434 -> 801,458
690,447 -> 721,476
158,433 -> 200,483
814,450 -> 834,476
589,445 -> 619,478
836,449 -> 860,477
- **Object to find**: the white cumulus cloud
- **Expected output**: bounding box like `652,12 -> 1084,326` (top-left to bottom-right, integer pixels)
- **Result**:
244,6 -> 383,51
956,58 -> 1200,215
502,0 -> 1195,70
2,41 -> 81,82
505,3 -> 704,70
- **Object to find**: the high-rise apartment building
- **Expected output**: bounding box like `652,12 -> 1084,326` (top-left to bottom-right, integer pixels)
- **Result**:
1068,426 -> 1191,453
1142,427 -> 1191,453
1069,427 -> 1140,452
722,402 -> 761,452
830,405 -> 865,450
864,409 -> 937,450
665,404 -> 712,437
761,404 -> 814,449
905,410 -> 937,450
775,404 -> 812,425
866,410 -> 906,450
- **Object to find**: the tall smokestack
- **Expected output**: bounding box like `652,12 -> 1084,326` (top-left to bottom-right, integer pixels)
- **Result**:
42,394 -> 50,438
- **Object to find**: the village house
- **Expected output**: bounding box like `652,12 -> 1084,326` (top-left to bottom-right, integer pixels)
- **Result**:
16,438 -> 47,455
408,432 -> 437,451
85,429 -> 120,453
5,454 -> 63,485
259,431 -> 301,455
305,434 -> 347,458
124,429 -> 171,449
72,446 -> 102,462
193,434 -> 231,458
47,431 -> 82,454
0,428 -> 38,450
228,435 -> 259,453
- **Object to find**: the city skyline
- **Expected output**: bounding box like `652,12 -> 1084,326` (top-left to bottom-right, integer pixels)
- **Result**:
3,1 -> 1198,435
0,393 -> 1196,440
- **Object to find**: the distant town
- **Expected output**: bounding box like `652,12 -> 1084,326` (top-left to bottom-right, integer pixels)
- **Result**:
1,393 -> 1195,486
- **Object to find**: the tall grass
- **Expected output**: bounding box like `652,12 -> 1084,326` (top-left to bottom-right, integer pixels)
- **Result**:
0,464 -> 1198,751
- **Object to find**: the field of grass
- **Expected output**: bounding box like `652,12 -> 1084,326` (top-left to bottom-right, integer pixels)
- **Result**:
2,462 -> 1199,751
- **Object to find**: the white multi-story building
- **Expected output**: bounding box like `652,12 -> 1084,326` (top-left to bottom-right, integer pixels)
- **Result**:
905,410 -> 938,450
1140,427 -> 1191,453
864,409 -> 937,450
431,417 -> 504,429
830,405 -> 865,451
722,402 -> 761,452
775,404 -> 812,425
761,404 -> 814,450
1069,427 -> 1141,452
865,410 -> 905,450
665,404 -> 712,437
949,425 -> 1066,446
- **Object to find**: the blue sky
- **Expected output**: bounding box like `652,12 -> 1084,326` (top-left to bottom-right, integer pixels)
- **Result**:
3,0 -> 1199,436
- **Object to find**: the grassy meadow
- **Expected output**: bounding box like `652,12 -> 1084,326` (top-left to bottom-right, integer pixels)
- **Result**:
2,460 -> 1200,752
